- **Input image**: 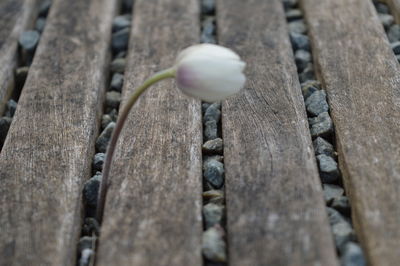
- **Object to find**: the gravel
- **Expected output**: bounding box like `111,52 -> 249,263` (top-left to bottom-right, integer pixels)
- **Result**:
331,196 -> 351,216
204,159 -> 225,189
112,15 -> 131,32
201,16 -> 216,44
0,117 -> 12,148
391,41 -> 400,55
305,90 -> 329,116
83,172 -> 102,210
19,31 -> 40,52
203,190 -> 224,205
201,0 -> 215,15
204,120 -> 219,141
105,91 -> 121,111
299,63 -> 316,83
295,49 -> 312,73
203,203 -> 224,229
317,154 -> 340,183
340,242 -> 366,266
92,153 -> 105,172
313,137 -> 335,157
288,20 -> 307,34
301,80 -> 320,99
35,18 -> 46,33
378,13 -> 394,30
81,218 -> 100,236
309,112 -> 333,139
388,24 -> 400,43
327,207 -> 356,251
203,138 -> 223,154
323,184 -> 344,205
110,58 -> 126,73
110,73 -> 124,92
4,99 -> 17,118
204,102 -> 221,123
38,0 -> 51,17
112,28 -> 130,53
375,2 -> 389,14
290,32 -> 310,51
286,9 -> 302,21
283,0 -> 298,9
96,122 -> 115,153
202,226 -> 227,262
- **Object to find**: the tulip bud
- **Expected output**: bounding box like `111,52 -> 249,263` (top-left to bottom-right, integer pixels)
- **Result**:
174,44 -> 246,102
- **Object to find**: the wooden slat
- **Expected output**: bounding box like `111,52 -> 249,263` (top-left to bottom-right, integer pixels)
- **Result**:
0,0 -> 117,264
386,0 -> 400,23
302,0 -> 400,264
217,0 -> 339,265
0,0 -> 37,114
96,0 -> 202,265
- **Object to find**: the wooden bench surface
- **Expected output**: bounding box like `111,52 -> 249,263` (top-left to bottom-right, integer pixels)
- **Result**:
1,0 -> 400,265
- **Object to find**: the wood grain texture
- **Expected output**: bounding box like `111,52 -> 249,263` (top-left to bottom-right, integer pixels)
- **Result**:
0,0 -> 117,264
217,0 -> 339,265
96,0 -> 203,265
302,0 -> 400,264
0,0 -> 37,115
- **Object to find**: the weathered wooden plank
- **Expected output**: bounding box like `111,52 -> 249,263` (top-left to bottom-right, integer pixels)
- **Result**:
96,0 -> 202,265
0,0 -> 117,264
0,0 -> 37,114
385,0 -> 400,23
302,0 -> 400,264
217,0 -> 339,265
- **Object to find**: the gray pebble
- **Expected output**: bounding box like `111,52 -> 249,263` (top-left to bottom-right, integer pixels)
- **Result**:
323,184 -> 344,204
113,15 -> 131,32
286,9 -> 302,21
201,0 -> 215,15
0,117 -> 12,149
331,195 -> 351,215
19,30 -> 40,52
35,17 -> 46,33
78,236 -> 95,253
92,153 -> 105,172
106,91 -> 121,111
112,28 -> 130,53
201,16 -> 216,44
96,122 -> 115,153
202,102 -> 211,114
82,217 -> 100,236
203,203 -> 224,229
327,207 -> 356,251
313,137 -> 335,157
83,172 -> 102,208
110,58 -> 126,73
101,109 -> 117,130
388,24 -> 400,43
289,20 -> 307,34
295,49 -> 311,73
79,249 -> 94,266
204,120 -> 219,140
203,138 -> 223,154
301,79 -> 320,99
305,90 -> 329,116
203,190 -> 224,205
299,63 -> 315,83
309,112 -> 333,139
110,73 -> 124,92
340,242 -> 366,266
204,155 -> 224,164
204,102 -> 221,123
290,32 -> 310,51
317,154 -> 340,183
204,159 -> 224,188
378,14 -> 394,30
202,226 -> 226,262
391,41 -> 400,55
4,99 -> 17,118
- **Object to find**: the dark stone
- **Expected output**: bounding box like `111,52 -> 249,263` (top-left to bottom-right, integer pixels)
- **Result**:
388,24 -> 400,43
113,15 -> 131,32
110,58 -> 126,73
202,226 -> 226,262
203,138 -> 223,154
201,16 -> 216,44
38,0 -> 51,17
295,49 -> 312,73
204,102 -> 221,123
203,203 -> 224,229
391,41 -> 400,55
201,0 -> 215,15
301,79 -> 320,99
299,63 -> 315,83
286,9 -> 302,21
92,153 -> 105,172
19,31 -> 40,52
96,122 -> 115,153
340,242 -> 366,266
313,137 -> 335,157
323,184 -> 344,204
81,218 -> 100,236
83,173 -> 102,210
204,120 -> 218,140
375,2 -> 389,14
110,73 -> 124,92
317,154 -> 340,183
309,112 -> 333,139
204,159 -> 224,188
112,28 -> 130,53
35,17 -> 46,33
327,207 -> 356,251
331,195 -> 351,215
378,14 -> 394,30
305,90 -> 329,116
288,20 -> 307,34
101,110 -> 117,130
105,91 -> 121,111
0,117 -> 12,149
4,99 -> 17,118
289,32 -> 310,51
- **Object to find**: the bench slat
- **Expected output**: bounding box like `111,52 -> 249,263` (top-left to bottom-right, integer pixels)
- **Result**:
217,0 -> 339,265
96,0 -> 203,265
302,0 -> 400,264
0,0 -> 117,264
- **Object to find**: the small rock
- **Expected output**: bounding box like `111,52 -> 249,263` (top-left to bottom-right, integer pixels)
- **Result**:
289,32 -> 310,51
19,30 -> 40,52
0,117 -> 12,149
79,248 -> 94,266
378,14 -> 394,30
299,63 -> 315,83
202,0 -> 215,15
202,102 -> 211,114
283,0 -> 298,9
331,195 -> 351,215
201,16 -> 216,44
96,122 -> 115,153
78,236 -> 95,253
105,91 -> 121,111
295,49 -> 311,73
375,2 -> 389,14
110,73 -> 124,92
309,112 -> 333,139
204,120 -> 219,140
202,226 -> 226,262
110,58 -> 126,73
317,154 -> 340,183
203,203 -> 224,228
101,114 -> 113,130
82,217 -> 100,236
204,159 -> 224,188
112,15 -> 131,32
323,184 -> 344,204
4,99 -> 17,118
204,155 -> 224,164
204,102 -> 221,123
305,90 -> 329,116
35,17 -> 46,33
112,28 -> 130,53
313,137 -> 335,157
92,153 -> 105,172
340,242 -> 366,266
286,9 -> 302,21
388,24 -> 400,43
301,80 -> 320,99
327,207 -> 356,251
38,0 -> 51,17
289,20 -> 307,34
203,190 -> 224,205
391,41 -> 400,55
83,173 -> 102,208
203,138 -> 223,154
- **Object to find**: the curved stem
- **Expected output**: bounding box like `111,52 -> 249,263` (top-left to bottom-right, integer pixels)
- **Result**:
96,67 -> 176,222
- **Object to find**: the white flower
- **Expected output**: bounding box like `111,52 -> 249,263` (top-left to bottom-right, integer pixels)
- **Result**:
174,44 -> 246,102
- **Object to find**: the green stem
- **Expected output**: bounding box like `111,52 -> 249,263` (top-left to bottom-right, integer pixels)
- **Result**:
96,67 -> 176,222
